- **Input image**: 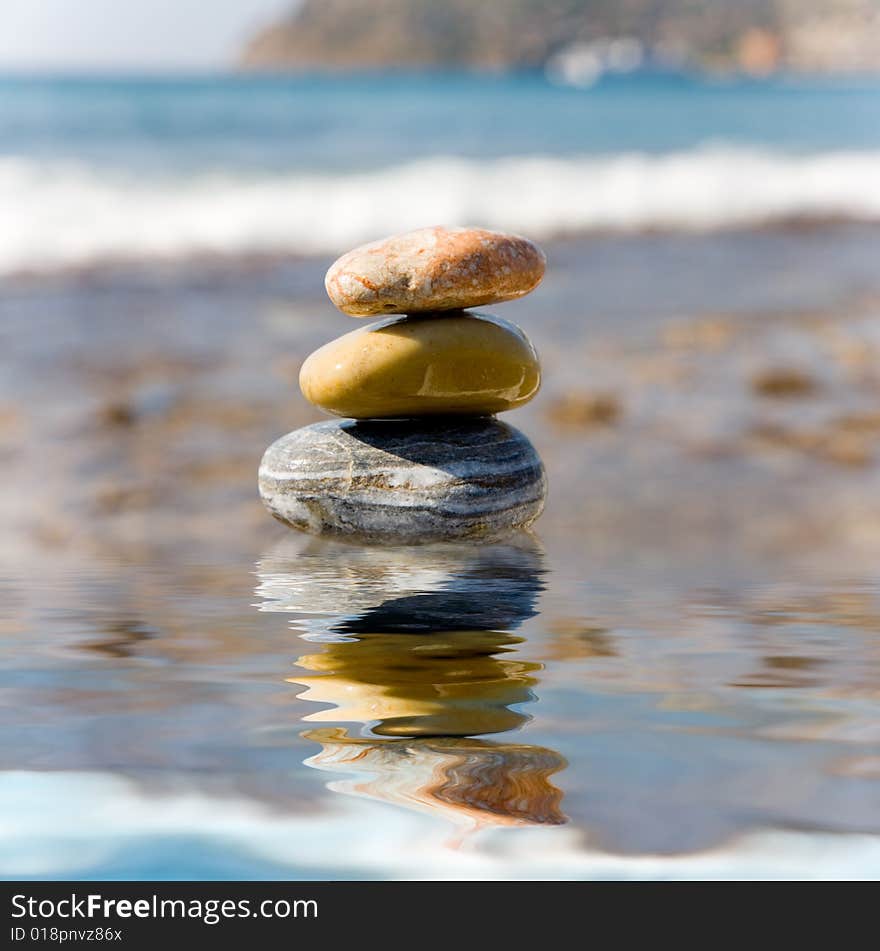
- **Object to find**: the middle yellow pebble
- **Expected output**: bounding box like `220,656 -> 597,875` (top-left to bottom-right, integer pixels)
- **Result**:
299,312 -> 541,419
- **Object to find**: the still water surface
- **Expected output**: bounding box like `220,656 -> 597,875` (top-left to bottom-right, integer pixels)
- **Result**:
3,528 -> 879,879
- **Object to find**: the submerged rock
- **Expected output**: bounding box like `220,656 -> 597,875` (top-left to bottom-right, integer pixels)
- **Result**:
324,226 -> 546,317
299,312 -> 541,419
258,417 -> 546,542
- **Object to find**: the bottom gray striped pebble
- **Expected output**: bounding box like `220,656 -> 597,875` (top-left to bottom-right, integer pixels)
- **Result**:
258,418 -> 546,543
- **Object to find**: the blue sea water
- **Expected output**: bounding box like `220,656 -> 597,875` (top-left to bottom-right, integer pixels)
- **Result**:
2,71 -> 880,170
0,71 -> 879,272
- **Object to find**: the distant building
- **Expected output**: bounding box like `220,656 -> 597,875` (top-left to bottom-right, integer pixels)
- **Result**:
545,38 -> 644,88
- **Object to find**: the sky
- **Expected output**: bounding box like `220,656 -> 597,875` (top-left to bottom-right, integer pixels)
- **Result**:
0,0 -> 298,70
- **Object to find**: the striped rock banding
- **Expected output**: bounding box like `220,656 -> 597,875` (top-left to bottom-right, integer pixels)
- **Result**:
255,533 -> 545,632
258,418 -> 546,542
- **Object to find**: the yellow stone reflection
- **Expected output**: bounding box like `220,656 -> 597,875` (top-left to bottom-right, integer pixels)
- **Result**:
289,630 -> 540,737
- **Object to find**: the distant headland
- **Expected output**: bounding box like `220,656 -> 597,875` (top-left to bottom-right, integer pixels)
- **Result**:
239,0 -> 880,78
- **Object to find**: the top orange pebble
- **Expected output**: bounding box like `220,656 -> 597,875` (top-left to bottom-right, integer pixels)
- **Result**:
324,226 -> 546,317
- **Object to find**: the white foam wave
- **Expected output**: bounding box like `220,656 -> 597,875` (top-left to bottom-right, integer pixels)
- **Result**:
2,147 -> 880,274
2,770 -> 879,879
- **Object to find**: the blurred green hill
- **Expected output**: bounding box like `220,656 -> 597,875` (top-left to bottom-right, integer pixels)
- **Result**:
239,0 -> 880,74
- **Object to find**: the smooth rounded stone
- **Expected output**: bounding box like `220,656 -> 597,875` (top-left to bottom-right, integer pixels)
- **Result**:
258,418 -> 547,543
324,226 -> 546,317
299,312 -> 540,419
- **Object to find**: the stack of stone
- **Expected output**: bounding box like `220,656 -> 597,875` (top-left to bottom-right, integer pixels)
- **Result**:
258,226 -> 548,543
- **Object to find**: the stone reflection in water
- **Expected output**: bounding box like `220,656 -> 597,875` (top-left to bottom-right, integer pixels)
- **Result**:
292,629 -> 539,737
304,728 -> 566,833
257,534 -> 546,634
255,534 -> 567,831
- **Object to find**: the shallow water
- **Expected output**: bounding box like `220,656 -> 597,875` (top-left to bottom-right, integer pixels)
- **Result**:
2,527 -> 879,880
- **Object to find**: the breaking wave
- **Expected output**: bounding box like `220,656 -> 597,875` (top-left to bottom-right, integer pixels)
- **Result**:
3,146 -> 880,273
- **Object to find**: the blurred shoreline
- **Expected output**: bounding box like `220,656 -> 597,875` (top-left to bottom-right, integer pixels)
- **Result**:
6,222 -> 880,575
6,214 -> 880,285
240,1 -> 880,78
